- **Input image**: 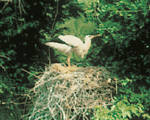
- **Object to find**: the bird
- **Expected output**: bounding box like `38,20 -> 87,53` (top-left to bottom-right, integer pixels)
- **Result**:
45,34 -> 99,66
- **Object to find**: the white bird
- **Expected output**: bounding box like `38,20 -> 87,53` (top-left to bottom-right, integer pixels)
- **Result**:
45,34 -> 99,66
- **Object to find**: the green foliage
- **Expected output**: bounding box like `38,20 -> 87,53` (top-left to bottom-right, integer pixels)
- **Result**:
79,0 -> 150,79
93,98 -> 145,120
55,14 -> 97,37
92,78 -> 150,120
0,106 -> 21,120
0,83 -> 7,94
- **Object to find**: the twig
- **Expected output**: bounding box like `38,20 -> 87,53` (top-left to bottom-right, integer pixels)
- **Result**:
0,55 -> 9,59
0,65 -> 6,71
50,0 -> 59,37
49,48 -> 51,66
20,0 -> 27,15
2,101 -> 30,105
18,0 -> 22,16
22,69 -> 40,78
0,0 -> 12,1
116,78 -> 117,94
0,1 -> 9,12
114,78 -> 118,94
18,0 -> 27,16
117,9 -> 149,13
56,103 -> 66,120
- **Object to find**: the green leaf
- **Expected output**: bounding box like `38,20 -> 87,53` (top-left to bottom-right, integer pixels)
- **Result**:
39,2 -> 43,5
127,111 -> 131,118
85,9 -> 94,13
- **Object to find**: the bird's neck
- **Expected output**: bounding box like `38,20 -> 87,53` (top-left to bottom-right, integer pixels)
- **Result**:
85,38 -> 91,49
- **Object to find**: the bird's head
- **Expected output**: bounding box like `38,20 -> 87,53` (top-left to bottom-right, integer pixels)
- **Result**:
85,35 -> 92,40
85,34 -> 100,40
84,35 -> 92,44
85,34 -> 100,44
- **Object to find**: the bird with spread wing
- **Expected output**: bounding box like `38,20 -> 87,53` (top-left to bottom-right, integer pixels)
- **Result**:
45,34 -> 99,66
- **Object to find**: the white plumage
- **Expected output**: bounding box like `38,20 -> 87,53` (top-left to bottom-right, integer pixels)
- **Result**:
45,42 -> 72,53
58,35 -> 84,46
45,34 -> 99,66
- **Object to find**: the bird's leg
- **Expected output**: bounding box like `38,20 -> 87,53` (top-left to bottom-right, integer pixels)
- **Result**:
67,54 -> 70,67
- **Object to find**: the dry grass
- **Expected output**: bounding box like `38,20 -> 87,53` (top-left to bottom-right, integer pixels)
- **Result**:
26,63 -> 116,120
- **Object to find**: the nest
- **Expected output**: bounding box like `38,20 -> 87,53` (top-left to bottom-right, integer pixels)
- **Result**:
27,63 -> 116,120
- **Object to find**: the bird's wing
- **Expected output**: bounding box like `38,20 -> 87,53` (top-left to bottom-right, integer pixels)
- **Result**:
58,35 -> 84,46
45,42 -> 71,54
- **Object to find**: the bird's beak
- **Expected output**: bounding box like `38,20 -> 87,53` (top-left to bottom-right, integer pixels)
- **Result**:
91,34 -> 100,39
